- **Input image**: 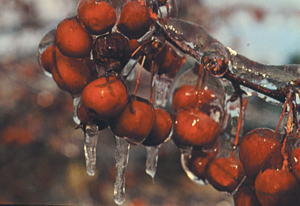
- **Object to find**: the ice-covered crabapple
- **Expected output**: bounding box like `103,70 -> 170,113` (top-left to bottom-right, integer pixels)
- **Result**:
234,180 -> 262,206
40,45 -> 55,74
291,147 -> 300,181
109,96 -> 156,144
77,0 -> 117,35
142,108 -> 173,146
81,76 -> 129,120
92,33 -> 130,73
55,17 -> 93,58
206,156 -> 245,193
172,84 -> 216,112
255,169 -> 300,206
117,1 -> 153,39
52,47 -> 92,95
172,107 -> 221,148
77,101 -> 108,131
239,128 -> 282,180
186,143 -> 219,180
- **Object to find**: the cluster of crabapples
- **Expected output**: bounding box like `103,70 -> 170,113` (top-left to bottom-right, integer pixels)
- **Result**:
38,0 -> 300,205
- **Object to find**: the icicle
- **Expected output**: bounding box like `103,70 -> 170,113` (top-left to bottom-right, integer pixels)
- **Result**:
72,96 -> 81,125
153,74 -> 172,108
114,136 -> 130,205
145,146 -> 160,181
84,124 -> 99,176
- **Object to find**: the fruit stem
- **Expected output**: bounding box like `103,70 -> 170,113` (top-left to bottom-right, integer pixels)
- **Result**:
233,95 -> 243,154
281,101 -> 293,171
196,66 -> 208,108
133,55 -> 146,96
274,91 -> 292,139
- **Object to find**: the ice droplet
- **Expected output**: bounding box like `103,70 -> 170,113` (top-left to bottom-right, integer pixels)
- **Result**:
145,146 -> 160,181
72,96 -> 81,125
84,125 -> 99,176
37,29 -> 56,78
180,153 -> 206,186
114,136 -> 130,205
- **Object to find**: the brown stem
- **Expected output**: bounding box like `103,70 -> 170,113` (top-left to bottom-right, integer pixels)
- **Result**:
133,55 -> 146,96
274,91 -> 292,138
223,70 -> 287,103
281,101 -> 293,171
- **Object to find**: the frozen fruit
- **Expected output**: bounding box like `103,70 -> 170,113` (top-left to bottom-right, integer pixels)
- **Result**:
186,143 -> 219,180
172,84 -> 216,112
172,107 -> 220,148
206,157 -> 245,193
255,169 -> 300,206
93,33 -> 130,73
52,47 -> 91,95
291,147 -> 300,181
81,76 -> 128,120
40,45 -> 55,74
117,1 -> 152,39
239,128 -> 282,180
55,17 -> 93,58
142,108 -> 173,146
109,96 -> 155,144
77,0 -> 116,35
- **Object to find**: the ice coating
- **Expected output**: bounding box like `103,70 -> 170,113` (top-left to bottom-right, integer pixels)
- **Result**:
37,29 -> 56,77
152,74 -> 172,107
84,124 -> 99,176
145,146 -> 160,180
72,96 -> 81,125
161,18 -> 300,99
180,153 -> 206,186
114,136 -> 130,205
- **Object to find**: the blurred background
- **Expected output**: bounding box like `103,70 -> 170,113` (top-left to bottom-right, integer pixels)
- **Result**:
0,0 -> 299,205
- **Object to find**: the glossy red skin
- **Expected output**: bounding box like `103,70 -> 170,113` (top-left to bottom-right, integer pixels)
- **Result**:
109,97 -> 156,144
117,1 -> 152,39
172,84 -> 216,112
255,169 -> 300,206
172,108 -> 220,148
40,45 -> 55,74
206,157 -> 245,193
291,147 -> 300,181
52,48 -> 91,95
186,143 -> 219,180
55,17 -> 93,58
239,129 -> 282,180
154,44 -> 186,78
77,0 -> 116,35
234,184 -> 262,206
142,108 -> 173,146
81,76 -> 128,120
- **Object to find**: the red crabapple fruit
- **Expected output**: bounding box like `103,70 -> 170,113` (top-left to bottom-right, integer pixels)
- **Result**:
239,128 -> 282,180
205,156 -> 245,193
172,107 -> 221,148
81,76 -> 129,120
109,96 -> 156,144
142,108 -> 173,146
291,147 -> 300,181
77,0 -> 117,35
117,1 -> 153,39
55,17 -> 93,58
52,47 -> 92,95
172,84 -> 216,112
255,169 -> 300,206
